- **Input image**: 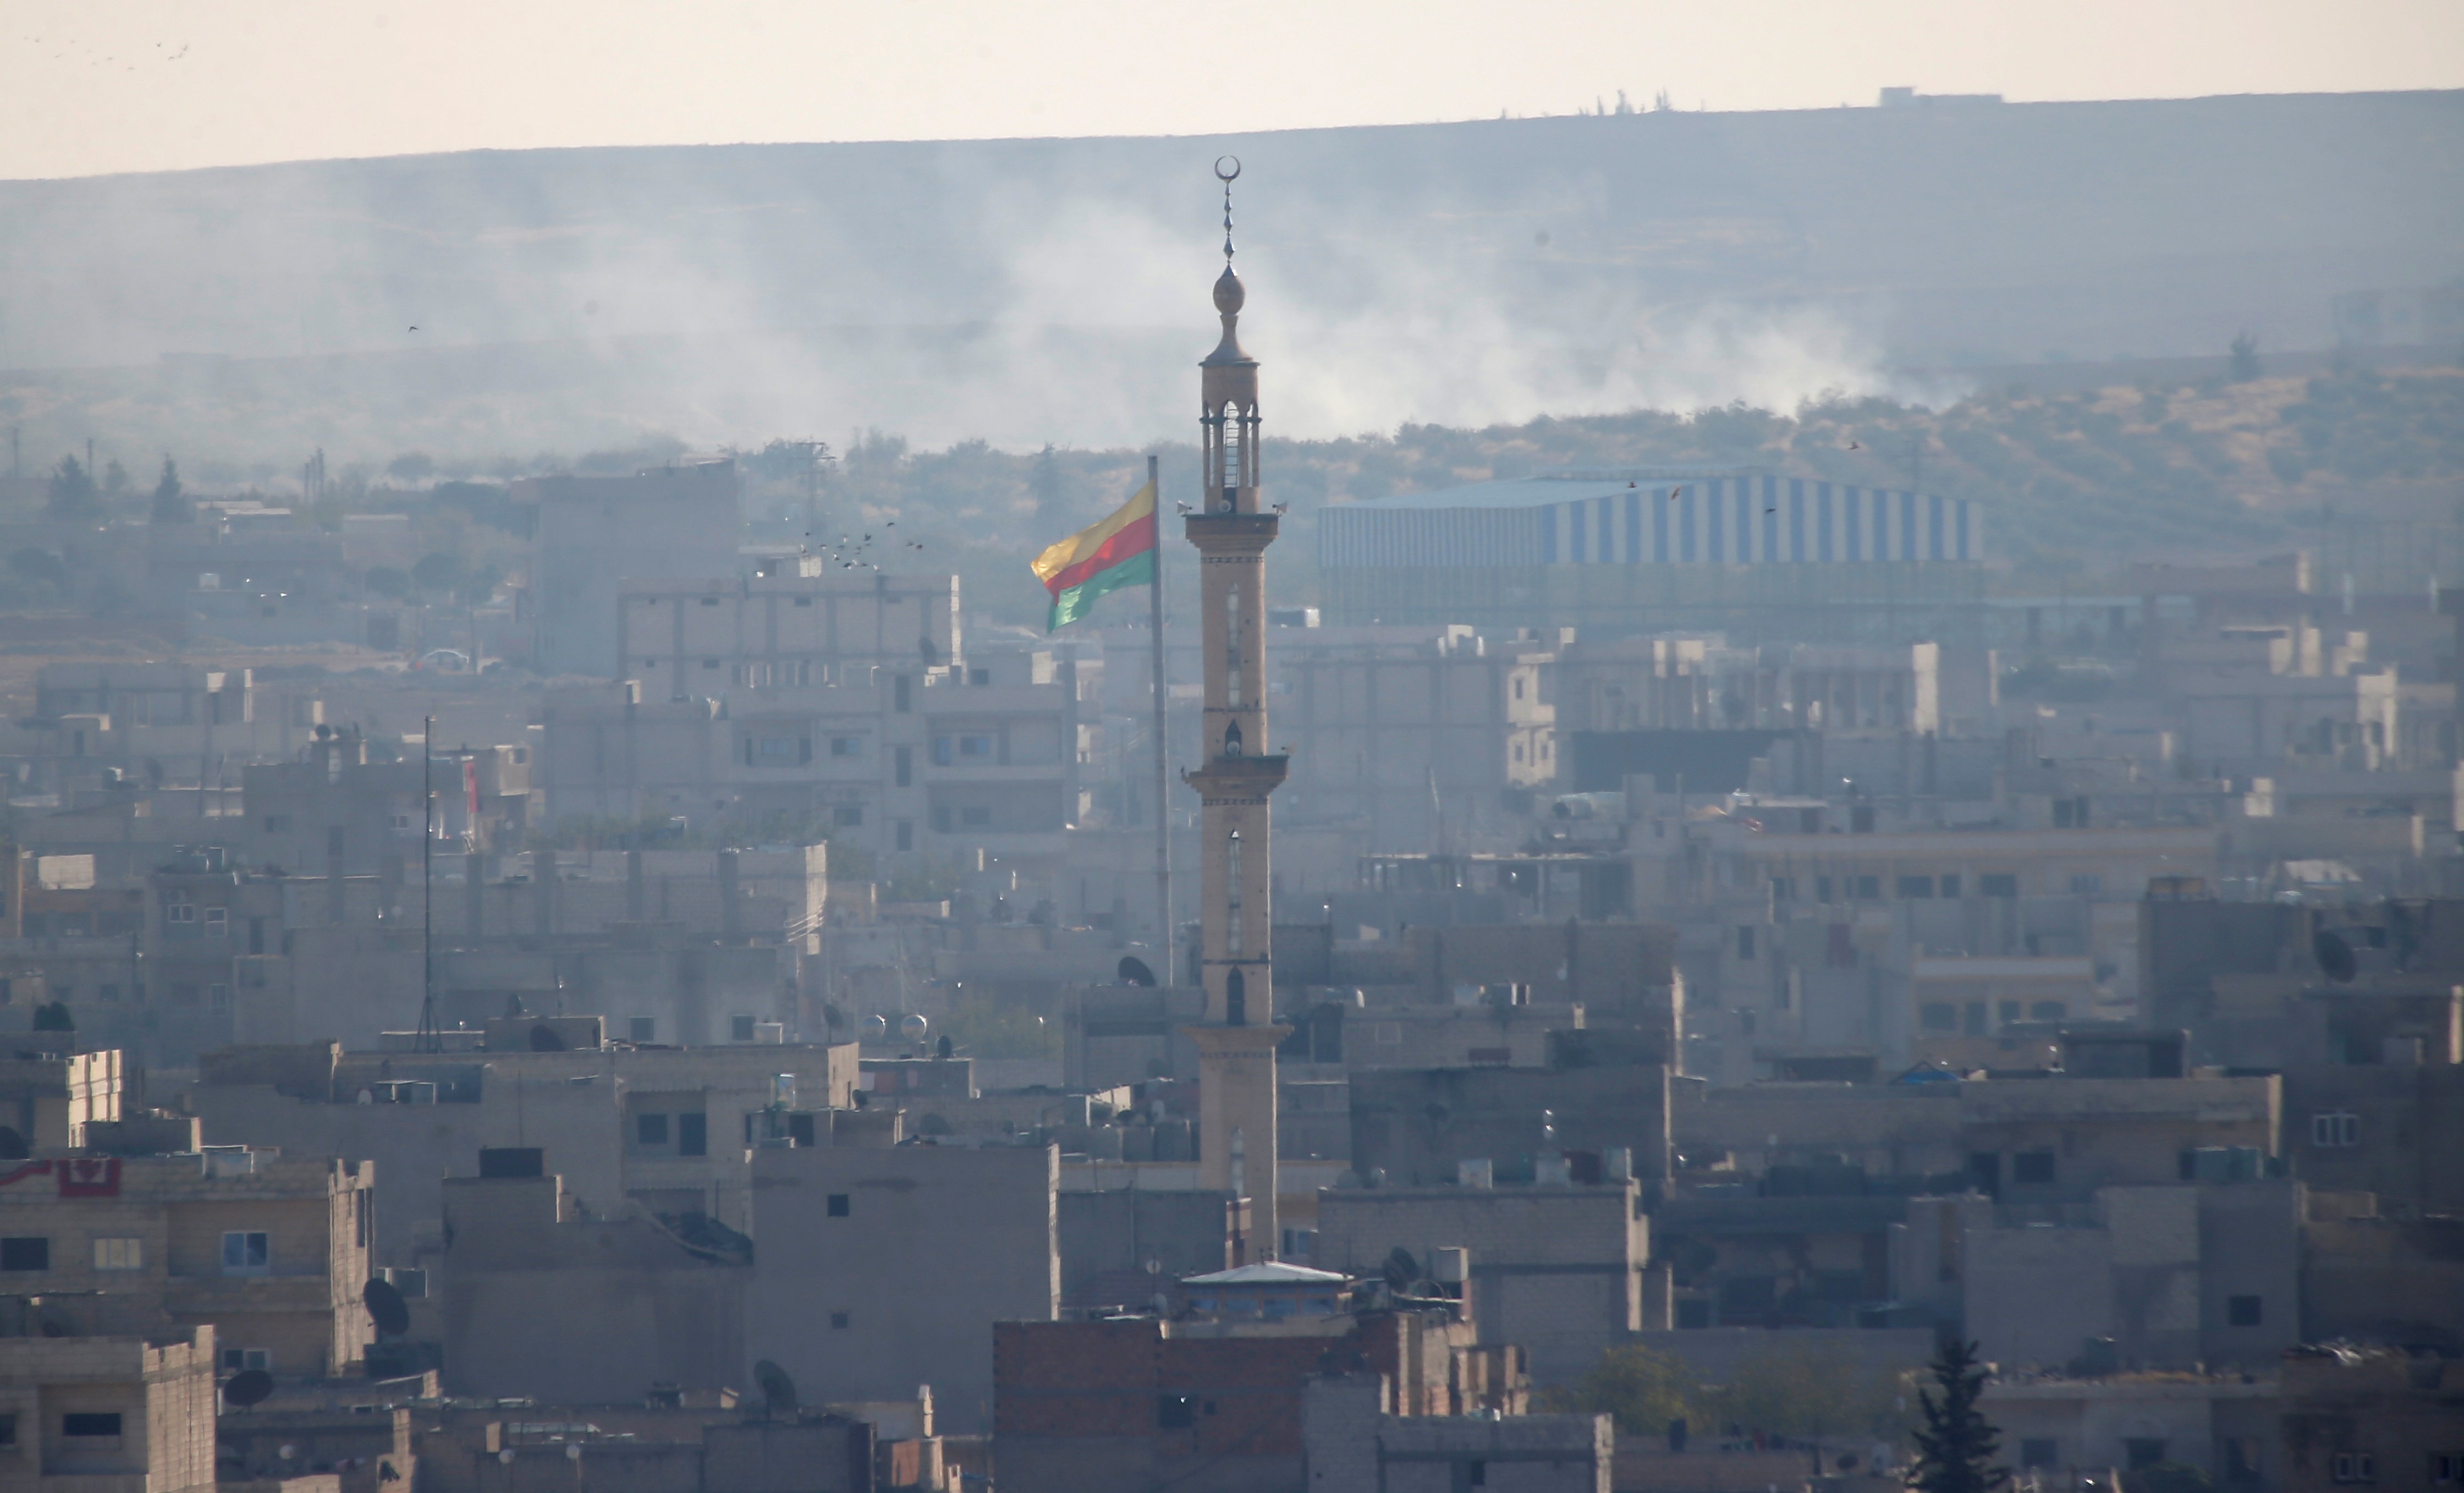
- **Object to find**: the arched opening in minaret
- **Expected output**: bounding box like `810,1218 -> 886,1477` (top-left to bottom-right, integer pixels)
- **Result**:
1218,402 -> 1243,510
1223,721 -> 1243,757
1225,968 -> 1247,1026
1226,830 -> 1243,958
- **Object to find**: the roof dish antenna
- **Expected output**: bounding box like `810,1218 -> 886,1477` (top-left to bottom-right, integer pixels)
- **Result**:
754,1359 -> 798,1420
1215,156 -> 1241,271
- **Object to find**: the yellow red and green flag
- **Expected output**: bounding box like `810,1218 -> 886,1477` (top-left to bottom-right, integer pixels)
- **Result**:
1030,476 -> 1156,632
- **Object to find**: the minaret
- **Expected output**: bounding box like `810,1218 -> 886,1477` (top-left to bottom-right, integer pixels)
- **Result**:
1182,159 -> 1286,1261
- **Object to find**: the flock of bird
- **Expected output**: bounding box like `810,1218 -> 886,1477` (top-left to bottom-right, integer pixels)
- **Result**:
805,522 -> 926,572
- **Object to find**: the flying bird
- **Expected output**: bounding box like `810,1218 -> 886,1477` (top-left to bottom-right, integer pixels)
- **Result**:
1846,440 -> 1862,450
1766,508 -> 1777,514
408,326 -> 419,332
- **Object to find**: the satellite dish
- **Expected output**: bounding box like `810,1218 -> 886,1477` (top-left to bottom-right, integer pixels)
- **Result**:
1118,956 -> 1157,987
2313,929 -> 2357,983
0,1127 -> 28,1161
899,1013 -> 928,1042
224,1368 -> 274,1408
529,1023 -> 568,1052
363,1277 -> 410,1338
1382,1247 -> 1421,1292
862,1014 -> 888,1041
754,1359 -> 798,1418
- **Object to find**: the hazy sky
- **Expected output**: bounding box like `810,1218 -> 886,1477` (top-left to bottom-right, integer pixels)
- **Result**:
3,0 -> 2458,179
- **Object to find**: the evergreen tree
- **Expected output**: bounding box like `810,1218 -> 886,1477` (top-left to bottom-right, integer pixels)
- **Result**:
2229,331 -> 2262,382
150,457 -> 194,524
1907,1340 -> 2007,1493
45,455 -> 97,520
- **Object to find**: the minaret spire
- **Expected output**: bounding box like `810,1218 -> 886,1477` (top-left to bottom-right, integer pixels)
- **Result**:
1182,154 -> 1287,1262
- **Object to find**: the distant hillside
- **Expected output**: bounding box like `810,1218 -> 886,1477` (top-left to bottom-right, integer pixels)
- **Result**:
0,90 -> 2458,467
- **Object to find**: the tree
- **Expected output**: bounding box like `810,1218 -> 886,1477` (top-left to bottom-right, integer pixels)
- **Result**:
1907,1340 -> 2008,1493
45,455 -> 97,520
1725,1341 -> 1896,1442
1552,1342 -> 1699,1437
387,451 -> 435,485
2228,332 -> 2262,382
101,458 -> 131,503
151,458 -> 194,524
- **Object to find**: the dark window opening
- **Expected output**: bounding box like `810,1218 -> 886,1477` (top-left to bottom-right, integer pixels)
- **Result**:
636,1113 -> 669,1146
1157,1395 -> 1194,1429
676,1113 -> 707,1157
0,1237 -> 48,1272
2020,1441 -> 2059,1469
2227,1294 -> 2263,1327
2012,1151 -> 2056,1186
827,1193 -> 850,1217
63,1413 -> 122,1437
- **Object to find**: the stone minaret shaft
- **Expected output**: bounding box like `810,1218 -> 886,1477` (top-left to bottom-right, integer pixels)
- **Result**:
1182,194 -> 1286,1260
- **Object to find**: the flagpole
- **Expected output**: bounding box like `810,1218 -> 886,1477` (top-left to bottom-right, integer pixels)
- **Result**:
1147,453 -> 1173,984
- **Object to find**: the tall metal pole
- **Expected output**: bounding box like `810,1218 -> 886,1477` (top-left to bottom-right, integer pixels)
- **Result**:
420,713 -> 438,1052
1147,453 -> 1174,982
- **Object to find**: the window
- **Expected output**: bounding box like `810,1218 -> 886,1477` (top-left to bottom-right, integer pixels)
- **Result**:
932,736 -> 952,766
204,907 -> 228,932
2432,1453 -> 2464,1485
1770,877 -> 1794,902
1468,1461 -> 1488,1486
390,813 -> 414,832
2012,1151 -> 2056,1185
830,736 -> 862,758
1736,927 -> 1755,960
960,807 -> 991,827
629,1017 -> 656,1043
1897,875 -> 1936,899
700,597 -> 721,607
1939,875 -> 1962,898
2125,1440 -> 2168,1470
827,1193 -> 850,1217
2020,1440 -> 2059,1469
636,1113 -> 670,1146
2227,1294 -> 2263,1327
2312,1112 -> 2360,1148
0,1413 -> 14,1446
757,737 -> 796,759
62,1413 -> 122,1439
1998,1001 -> 2023,1027
0,1237 -> 47,1271
2069,873 -> 2104,896
732,1016 -> 757,1042
167,902 -> 196,924
221,1232 -> 270,1276
1920,1003 -> 1957,1032
829,1311 -> 850,1329
834,805 -> 864,827
264,815 -> 290,832
960,734 -> 992,758
2031,1001 -> 2067,1022
220,1347 -> 271,1371
2333,1453 -> 2375,1484
676,1113 -> 707,1157
970,668 -> 990,685
1980,873 -> 2019,898
1854,875 -> 1880,900
91,1238 -> 142,1271
1157,1395 -> 1195,1429
895,821 -> 913,852
1814,877 -> 1834,903
894,745 -> 912,787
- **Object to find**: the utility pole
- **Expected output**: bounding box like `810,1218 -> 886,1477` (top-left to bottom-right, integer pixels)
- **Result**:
417,713 -> 441,1053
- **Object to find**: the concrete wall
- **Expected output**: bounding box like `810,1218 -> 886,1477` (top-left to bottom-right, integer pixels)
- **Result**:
439,1175 -> 748,1402
1350,1066 -> 1671,1187
745,1144 -> 1058,1434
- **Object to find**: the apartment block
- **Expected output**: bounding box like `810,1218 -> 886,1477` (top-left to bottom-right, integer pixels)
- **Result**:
0,1328 -> 217,1493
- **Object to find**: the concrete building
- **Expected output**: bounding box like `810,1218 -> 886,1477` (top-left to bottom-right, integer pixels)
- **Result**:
1312,1179 -> 1651,1387
1350,1063 -> 1674,1190
0,1327 -> 217,1493
0,1148 -> 372,1377
538,642 -> 1096,874
616,568 -> 959,705
2278,1344 -> 2462,1493
1180,223 -> 1289,1255
745,1143 -> 1058,1432
1301,1373 -> 1610,1492
1985,1371 -> 2280,1493
993,1305 -> 1523,1493
440,1165 -> 747,1403
519,462 -> 743,678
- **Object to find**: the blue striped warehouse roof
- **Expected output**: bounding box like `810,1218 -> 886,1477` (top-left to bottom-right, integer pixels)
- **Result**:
1319,468 -> 1983,568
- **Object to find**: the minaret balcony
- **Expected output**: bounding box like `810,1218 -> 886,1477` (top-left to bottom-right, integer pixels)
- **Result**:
1181,753 -> 1288,800
1182,513 -> 1280,547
